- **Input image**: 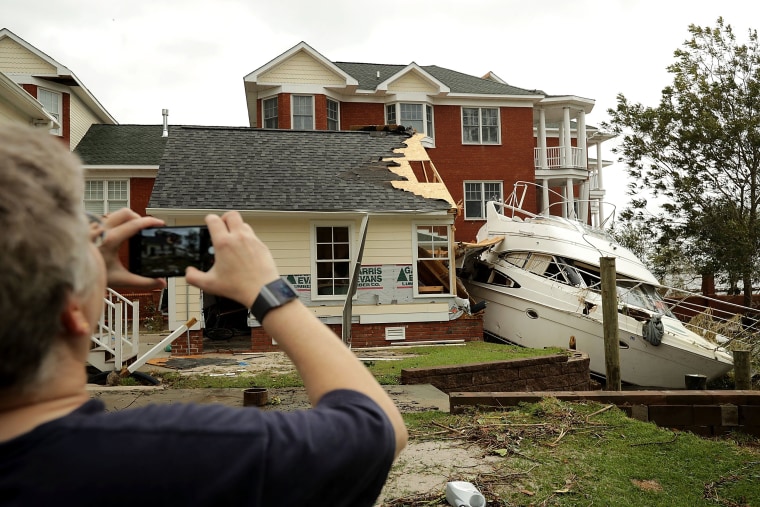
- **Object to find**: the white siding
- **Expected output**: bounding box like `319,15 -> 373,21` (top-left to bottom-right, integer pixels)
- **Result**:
0,38 -> 56,74
363,216 -> 414,265
259,51 -> 344,85
387,72 -> 438,93
69,93 -> 100,148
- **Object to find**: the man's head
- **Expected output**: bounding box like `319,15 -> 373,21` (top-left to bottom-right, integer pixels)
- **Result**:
0,124 -> 99,392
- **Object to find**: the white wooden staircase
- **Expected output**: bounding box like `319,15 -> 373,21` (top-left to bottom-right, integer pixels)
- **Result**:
88,288 -> 140,372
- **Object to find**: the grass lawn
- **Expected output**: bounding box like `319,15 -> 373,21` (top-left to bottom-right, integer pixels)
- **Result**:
398,399 -> 760,506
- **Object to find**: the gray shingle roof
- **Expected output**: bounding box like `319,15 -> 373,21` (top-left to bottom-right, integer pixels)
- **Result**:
148,127 -> 452,212
75,124 -> 168,165
333,62 -> 541,96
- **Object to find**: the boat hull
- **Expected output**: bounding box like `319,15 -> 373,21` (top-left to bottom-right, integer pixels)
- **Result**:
466,281 -> 734,388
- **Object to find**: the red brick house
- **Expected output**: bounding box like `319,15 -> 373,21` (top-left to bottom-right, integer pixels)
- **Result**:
243,42 -> 614,241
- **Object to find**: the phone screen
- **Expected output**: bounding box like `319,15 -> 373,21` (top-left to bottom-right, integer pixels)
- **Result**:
129,226 -> 213,278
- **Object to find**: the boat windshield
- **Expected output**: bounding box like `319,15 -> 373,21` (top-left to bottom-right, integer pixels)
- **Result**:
616,280 -> 674,317
505,252 -> 586,288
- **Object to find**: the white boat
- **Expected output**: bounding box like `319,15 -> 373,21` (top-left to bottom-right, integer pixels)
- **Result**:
458,192 -> 734,388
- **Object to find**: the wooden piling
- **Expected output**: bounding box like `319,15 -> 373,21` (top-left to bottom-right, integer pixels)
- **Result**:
600,257 -> 621,391
733,350 -> 752,390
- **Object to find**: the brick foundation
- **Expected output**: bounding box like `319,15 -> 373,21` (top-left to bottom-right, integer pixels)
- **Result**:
401,352 -> 594,393
170,330 -> 204,355
249,315 -> 483,352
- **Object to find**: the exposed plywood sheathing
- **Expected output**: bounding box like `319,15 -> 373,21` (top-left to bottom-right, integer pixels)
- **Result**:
385,133 -> 456,207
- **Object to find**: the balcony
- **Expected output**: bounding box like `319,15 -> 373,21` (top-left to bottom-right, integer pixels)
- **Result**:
534,146 -> 585,170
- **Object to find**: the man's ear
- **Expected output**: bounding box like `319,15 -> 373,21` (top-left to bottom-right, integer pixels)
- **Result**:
60,298 -> 92,337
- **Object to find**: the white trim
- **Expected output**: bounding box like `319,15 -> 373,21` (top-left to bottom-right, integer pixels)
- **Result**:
375,63 -> 450,95
361,312 -> 449,324
83,178 -> 130,214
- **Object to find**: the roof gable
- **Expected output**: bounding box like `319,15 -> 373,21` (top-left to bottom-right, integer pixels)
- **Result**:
0,28 -> 69,76
148,127 -> 453,213
382,63 -> 449,96
245,42 -> 358,88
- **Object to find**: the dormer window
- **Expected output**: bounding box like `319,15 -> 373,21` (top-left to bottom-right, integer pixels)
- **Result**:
386,103 -> 434,138
263,97 -> 278,128
292,95 -> 314,130
38,88 -> 61,136
327,98 -> 339,130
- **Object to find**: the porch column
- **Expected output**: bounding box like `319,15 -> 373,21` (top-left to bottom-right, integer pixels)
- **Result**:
577,110 -> 587,169
538,108 -> 548,170
565,178 -> 575,219
542,180 -> 550,215
596,141 -> 605,224
579,181 -> 589,223
562,107 -> 572,167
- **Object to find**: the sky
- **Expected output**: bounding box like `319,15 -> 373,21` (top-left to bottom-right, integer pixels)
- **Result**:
3,0 -> 758,212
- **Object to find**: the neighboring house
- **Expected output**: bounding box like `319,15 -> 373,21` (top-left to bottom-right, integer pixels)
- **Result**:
0,69 -> 58,129
75,123 -> 169,273
243,42 -> 614,241
0,28 -> 116,148
144,126 -> 479,352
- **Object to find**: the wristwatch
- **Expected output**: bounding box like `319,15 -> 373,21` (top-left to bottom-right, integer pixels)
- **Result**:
249,278 -> 299,323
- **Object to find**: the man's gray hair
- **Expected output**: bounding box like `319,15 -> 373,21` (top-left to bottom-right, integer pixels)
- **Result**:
0,124 -> 95,391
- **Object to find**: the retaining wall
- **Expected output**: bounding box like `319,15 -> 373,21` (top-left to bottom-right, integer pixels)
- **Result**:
400,352 -> 595,393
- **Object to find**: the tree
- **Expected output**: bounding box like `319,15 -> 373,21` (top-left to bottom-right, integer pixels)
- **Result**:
604,18 -> 760,305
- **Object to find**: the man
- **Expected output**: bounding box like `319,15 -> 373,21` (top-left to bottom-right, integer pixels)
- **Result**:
0,124 -> 407,506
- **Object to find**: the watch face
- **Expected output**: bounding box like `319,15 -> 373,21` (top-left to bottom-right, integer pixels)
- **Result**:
273,279 -> 298,299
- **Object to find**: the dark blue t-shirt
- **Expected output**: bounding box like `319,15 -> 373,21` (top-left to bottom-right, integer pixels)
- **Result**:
0,389 -> 395,506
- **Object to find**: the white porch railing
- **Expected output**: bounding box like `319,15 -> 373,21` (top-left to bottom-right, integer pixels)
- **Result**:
534,146 -> 585,169
90,288 -> 140,371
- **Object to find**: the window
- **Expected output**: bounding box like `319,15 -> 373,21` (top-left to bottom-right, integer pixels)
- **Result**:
464,181 -> 503,220
414,224 -> 452,295
84,180 -> 128,215
462,107 -> 500,144
292,95 -> 314,130
314,225 -> 351,297
327,99 -> 339,130
426,105 -> 434,138
263,97 -> 278,128
385,103 -> 434,137
38,88 -> 61,135
385,104 -> 396,124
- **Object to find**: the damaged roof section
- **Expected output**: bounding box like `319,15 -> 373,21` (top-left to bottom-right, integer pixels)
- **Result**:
148,126 -> 455,213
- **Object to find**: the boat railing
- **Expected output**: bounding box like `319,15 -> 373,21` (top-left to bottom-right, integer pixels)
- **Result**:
560,262 -> 758,354
501,181 -> 618,229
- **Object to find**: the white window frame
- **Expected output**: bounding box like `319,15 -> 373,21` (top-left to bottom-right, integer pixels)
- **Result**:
412,223 -> 453,297
463,181 -> 503,220
327,98 -> 340,130
291,95 -> 314,130
83,179 -> 129,215
38,88 -> 62,136
385,102 -> 434,138
461,107 -> 500,145
310,222 -> 354,300
262,97 -> 278,128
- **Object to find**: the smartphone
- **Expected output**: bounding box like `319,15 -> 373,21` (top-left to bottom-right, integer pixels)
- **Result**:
129,226 -> 214,278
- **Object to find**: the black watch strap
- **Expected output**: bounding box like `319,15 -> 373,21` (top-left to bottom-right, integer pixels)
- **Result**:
249,278 -> 298,323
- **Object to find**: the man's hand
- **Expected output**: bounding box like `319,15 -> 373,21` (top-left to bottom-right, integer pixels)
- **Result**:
185,212 -> 280,308
98,208 -> 167,290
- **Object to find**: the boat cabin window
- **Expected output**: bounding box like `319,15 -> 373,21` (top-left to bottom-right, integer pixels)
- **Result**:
503,252 -> 529,268
617,281 -> 674,317
519,253 -> 586,287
